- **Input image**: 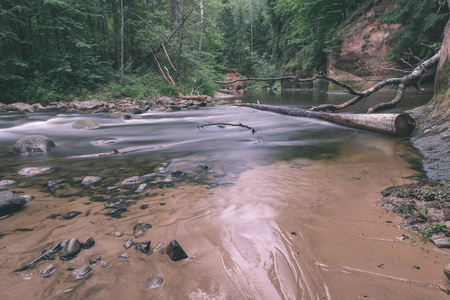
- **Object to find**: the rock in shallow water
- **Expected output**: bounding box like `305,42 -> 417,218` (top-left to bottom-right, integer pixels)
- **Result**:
0,191 -> 26,217
12,135 -> 55,153
39,264 -> 58,278
18,167 -> 51,177
59,238 -> 81,260
135,240 -> 151,255
147,276 -> 164,289
133,223 -> 152,238
166,240 -> 188,261
62,211 -> 82,220
72,265 -> 92,280
72,119 -> 100,129
80,237 -> 95,250
82,176 -> 101,185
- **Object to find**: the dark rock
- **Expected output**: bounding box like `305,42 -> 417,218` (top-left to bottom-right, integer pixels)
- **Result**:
140,204 -> 148,209
80,237 -> 95,249
147,276 -> 164,289
133,223 -> 152,238
12,135 -> 56,153
72,265 -> 92,280
59,238 -> 81,260
90,195 -> 109,202
39,264 -> 58,278
166,240 -> 188,261
135,240 -> 151,255
62,211 -> 82,220
0,191 -> 26,216
73,119 -> 100,129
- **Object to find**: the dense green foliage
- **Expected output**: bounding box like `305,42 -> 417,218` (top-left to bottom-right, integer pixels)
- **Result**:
380,0 -> 449,61
0,0 -> 448,103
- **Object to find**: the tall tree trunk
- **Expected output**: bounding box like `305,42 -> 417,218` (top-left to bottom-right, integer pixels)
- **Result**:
249,0 -> 253,55
198,0 -> 204,52
120,0 -> 125,81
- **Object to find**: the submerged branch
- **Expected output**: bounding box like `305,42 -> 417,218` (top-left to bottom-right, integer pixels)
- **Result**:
197,123 -> 257,134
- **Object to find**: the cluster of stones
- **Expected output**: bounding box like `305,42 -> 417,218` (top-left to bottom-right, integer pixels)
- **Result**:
0,96 -> 230,118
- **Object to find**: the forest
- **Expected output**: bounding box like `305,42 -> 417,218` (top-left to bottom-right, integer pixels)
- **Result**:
0,0 -> 448,104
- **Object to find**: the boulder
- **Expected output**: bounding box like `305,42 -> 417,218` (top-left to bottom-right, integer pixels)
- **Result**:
70,99 -> 104,111
2,102 -> 34,113
73,119 -> 100,129
155,96 -> 174,105
430,235 -> 450,248
12,135 -> 56,153
0,191 -> 26,216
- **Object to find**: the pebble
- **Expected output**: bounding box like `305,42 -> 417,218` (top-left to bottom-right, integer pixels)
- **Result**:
18,167 -> 51,177
39,264 -> 58,278
47,180 -> 65,188
82,176 -> 101,186
119,253 -> 131,260
147,276 -> 164,289
72,265 -> 92,280
135,183 -> 148,194
111,231 -> 124,237
62,211 -> 82,220
0,180 -> 15,187
124,239 -> 133,249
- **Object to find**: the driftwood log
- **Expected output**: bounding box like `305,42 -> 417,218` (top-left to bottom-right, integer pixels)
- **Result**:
238,103 -> 415,137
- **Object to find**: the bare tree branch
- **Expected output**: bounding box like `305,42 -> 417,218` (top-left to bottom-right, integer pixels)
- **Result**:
217,51 -> 440,113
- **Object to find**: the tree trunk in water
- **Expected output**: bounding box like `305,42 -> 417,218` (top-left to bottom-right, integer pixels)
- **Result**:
238,103 -> 415,137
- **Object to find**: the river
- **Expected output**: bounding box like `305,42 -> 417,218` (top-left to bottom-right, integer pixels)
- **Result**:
1,89 -> 449,299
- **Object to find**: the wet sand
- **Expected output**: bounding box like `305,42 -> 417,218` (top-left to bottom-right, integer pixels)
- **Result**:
1,136 -> 450,300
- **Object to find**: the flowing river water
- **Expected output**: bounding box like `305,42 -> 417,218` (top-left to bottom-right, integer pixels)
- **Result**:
1,89 -> 450,299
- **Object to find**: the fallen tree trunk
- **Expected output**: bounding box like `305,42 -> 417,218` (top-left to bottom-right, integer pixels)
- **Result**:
238,103 -> 415,137
217,51 -> 440,113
